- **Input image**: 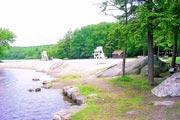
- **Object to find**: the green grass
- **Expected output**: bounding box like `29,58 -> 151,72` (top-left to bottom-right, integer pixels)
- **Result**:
78,85 -> 101,96
72,85 -> 102,120
166,101 -> 180,120
71,103 -> 99,120
72,76 -> 151,120
110,75 -> 151,91
117,96 -> 143,113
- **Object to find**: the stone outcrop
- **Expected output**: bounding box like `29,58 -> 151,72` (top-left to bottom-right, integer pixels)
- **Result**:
62,86 -> 86,105
53,86 -> 86,120
97,56 -> 168,77
52,105 -> 86,120
153,101 -> 175,106
151,72 -> 180,97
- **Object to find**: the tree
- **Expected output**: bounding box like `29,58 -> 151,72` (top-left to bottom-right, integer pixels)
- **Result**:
146,0 -> 155,85
0,28 -> 15,56
101,0 -> 136,76
130,0 -> 164,85
169,1 -> 180,69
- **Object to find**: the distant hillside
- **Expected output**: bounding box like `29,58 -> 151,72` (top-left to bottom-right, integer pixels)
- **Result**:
0,45 -> 53,60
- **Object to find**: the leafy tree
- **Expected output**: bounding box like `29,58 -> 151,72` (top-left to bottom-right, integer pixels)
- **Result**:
101,0 -> 137,76
0,28 -> 15,56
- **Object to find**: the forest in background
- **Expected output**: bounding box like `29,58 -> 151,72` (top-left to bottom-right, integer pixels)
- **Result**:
1,22 -> 179,60
0,45 -> 52,59
1,22 -> 180,59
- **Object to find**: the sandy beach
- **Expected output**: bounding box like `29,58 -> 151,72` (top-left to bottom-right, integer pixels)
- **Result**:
0,58 -> 136,77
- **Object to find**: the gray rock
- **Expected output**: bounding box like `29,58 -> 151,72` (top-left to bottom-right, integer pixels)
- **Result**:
152,72 -> 180,97
76,96 -> 85,105
42,81 -> 48,85
126,110 -> 138,115
62,86 -> 73,95
52,115 -> 61,120
66,87 -> 79,98
62,86 -> 86,105
97,56 -> 168,77
141,65 -> 161,77
53,105 -> 86,120
153,101 -> 175,106
42,83 -> 52,89
97,56 -> 148,77
35,88 -> 41,92
71,91 -> 80,101
141,57 -> 168,77
28,89 -> 34,92
32,78 -> 40,81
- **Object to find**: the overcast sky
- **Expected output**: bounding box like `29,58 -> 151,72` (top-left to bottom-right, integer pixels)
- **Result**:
0,0 -> 115,46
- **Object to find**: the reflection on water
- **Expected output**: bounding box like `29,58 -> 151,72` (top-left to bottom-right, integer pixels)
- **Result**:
0,69 -> 69,120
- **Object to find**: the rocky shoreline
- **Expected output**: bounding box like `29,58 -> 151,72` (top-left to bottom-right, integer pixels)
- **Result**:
52,86 -> 87,120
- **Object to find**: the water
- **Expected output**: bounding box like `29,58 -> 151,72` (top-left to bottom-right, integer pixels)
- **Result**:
0,69 -> 70,120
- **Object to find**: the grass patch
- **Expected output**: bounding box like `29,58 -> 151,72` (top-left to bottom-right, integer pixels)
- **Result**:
72,76 -> 151,120
78,85 -> 101,96
72,85 -> 103,120
110,75 -> 151,91
166,101 -> 180,120
71,103 -> 99,120
117,96 -> 143,113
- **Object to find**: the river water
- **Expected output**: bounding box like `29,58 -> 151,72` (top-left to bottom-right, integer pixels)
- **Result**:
0,69 -> 70,120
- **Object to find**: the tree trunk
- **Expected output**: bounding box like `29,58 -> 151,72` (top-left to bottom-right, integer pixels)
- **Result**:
122,47 -> 126,76
146,0 -> 155,86
157,45 -> 160,59
122,0 -> 128,76
147,26 -> 155,86
171,30 -> 178,69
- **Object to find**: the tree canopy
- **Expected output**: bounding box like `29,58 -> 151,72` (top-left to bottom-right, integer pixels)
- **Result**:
0,28 -> 15,56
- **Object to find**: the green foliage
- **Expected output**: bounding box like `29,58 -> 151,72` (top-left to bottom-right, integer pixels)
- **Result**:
177,57 -> 180,63
1,45 -> 52,59
48,22 -> 158,59
111,75 -> 151,91
0,28 -> 15,56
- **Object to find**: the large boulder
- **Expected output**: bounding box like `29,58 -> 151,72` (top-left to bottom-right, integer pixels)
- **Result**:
97,56 -> 148,77
53,105 -> 86,120
97,56 -> 168,77
151,72 -> 180,97
62,86 -> 86,105
140,59 -> 168,77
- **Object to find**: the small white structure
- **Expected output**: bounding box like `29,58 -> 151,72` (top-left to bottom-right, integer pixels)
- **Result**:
41,51 -> 49,61
93,46 -> 105,59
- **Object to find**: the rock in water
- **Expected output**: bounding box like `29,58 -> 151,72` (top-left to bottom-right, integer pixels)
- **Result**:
28,89 -> 34,92
32,78 -> 40,81
52,114 -> 61,120
35,88 -> 41,92
151,72 -> 180,97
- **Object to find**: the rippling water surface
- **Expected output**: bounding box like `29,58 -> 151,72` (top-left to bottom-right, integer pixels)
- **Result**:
0,69 -> 69,120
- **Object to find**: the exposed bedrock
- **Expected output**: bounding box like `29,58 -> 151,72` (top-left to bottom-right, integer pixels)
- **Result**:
97,56 -> 168,77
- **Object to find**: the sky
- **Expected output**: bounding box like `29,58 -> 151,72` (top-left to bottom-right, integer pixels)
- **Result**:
0,0 -> 115,46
